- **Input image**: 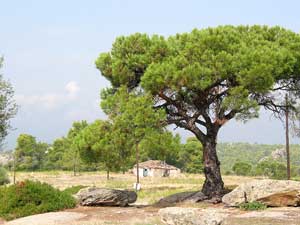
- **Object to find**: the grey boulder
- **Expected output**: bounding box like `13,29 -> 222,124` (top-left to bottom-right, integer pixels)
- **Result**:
75,187 -> 137,206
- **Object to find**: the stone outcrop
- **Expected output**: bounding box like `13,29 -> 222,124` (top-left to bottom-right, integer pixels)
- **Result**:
159,207 -> 233,225
75,187 -> 137,206
271,148 -> 286,160
259,148 -> 286,163
222,179 -> 300,207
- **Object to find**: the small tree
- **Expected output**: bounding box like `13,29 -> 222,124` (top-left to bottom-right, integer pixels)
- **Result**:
66,121 -> 88,176
45,138 -> 68,170
101,87 -> 165,185
139,131 -> 181,166
178,137 -> 203,173
0,57 -> 18,148
14,134 -> 47,171
74,120 -> 120,179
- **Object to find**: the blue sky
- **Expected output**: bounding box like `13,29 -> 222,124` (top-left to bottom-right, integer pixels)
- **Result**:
1,0 -> 300,149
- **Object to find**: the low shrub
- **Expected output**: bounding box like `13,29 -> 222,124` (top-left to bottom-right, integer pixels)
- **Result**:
0,167 -> 9,185
0,180 -> 76,220
239,201 -> 267,211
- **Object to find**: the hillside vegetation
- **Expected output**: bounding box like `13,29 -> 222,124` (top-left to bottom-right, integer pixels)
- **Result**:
217,143 -> 300,176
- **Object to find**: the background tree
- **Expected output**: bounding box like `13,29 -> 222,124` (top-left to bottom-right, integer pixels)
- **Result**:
66,120 -> 88,176
232,162 -> 252,176
101,87 -> 165,184
139,131 -> 181,166
0,57 -> 18,148
178,137 -> 203,173
74,120 -> 121,179
14,134 -> 47,171
96,26 -> 300,199
45,137 -> 69,170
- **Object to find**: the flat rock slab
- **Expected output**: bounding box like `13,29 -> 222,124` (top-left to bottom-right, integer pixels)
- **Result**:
5,212 -> 86,225
223,208 -> 300,225
159,207 -> 237,225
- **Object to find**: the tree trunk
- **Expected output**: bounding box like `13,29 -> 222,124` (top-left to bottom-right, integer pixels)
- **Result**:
13,154 -> 16,184
107,170 -> 110,180
136,142 -> 140,185
73,162 -> 76,176
285,94 -> 291,180
201,136 -> 224,200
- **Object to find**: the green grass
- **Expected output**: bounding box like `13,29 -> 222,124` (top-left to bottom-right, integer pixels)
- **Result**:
63,185 -> 87,195
239,201 -> 267,211
105,179 -> 132,189
138,187 -> 198,204
292,177 -> 300,181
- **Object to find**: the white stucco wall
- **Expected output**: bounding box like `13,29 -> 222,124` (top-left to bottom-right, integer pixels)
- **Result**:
133,167 -> 181,178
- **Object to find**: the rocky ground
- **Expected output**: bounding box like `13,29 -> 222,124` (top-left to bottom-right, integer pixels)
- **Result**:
1,205 -> 300,225
160,206 -> 300,225
0,206 -> 161,225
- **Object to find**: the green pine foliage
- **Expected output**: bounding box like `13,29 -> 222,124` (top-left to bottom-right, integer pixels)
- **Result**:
0,180 -> 76,220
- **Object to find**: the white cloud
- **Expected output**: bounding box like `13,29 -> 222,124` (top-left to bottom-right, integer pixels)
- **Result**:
65,81 -> 80,99
15,81 -> 80,110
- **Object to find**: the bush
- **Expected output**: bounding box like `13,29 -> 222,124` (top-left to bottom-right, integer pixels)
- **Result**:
0,180 -> 76,220
0,167 -> 9,185
255,160 -> 287,179
239,201 -> 267,211
232,162 -> 252,176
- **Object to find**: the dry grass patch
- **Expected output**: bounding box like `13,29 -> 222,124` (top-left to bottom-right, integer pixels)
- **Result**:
9,171 -> 257,205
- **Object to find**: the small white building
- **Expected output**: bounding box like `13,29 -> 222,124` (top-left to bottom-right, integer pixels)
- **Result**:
132,160 -> 181,178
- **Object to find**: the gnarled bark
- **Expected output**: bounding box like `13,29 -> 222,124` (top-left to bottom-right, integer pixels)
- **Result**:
201,137 -> 224,200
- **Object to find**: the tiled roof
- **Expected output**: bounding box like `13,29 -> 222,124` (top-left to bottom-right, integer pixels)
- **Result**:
133,160 -> 179,170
